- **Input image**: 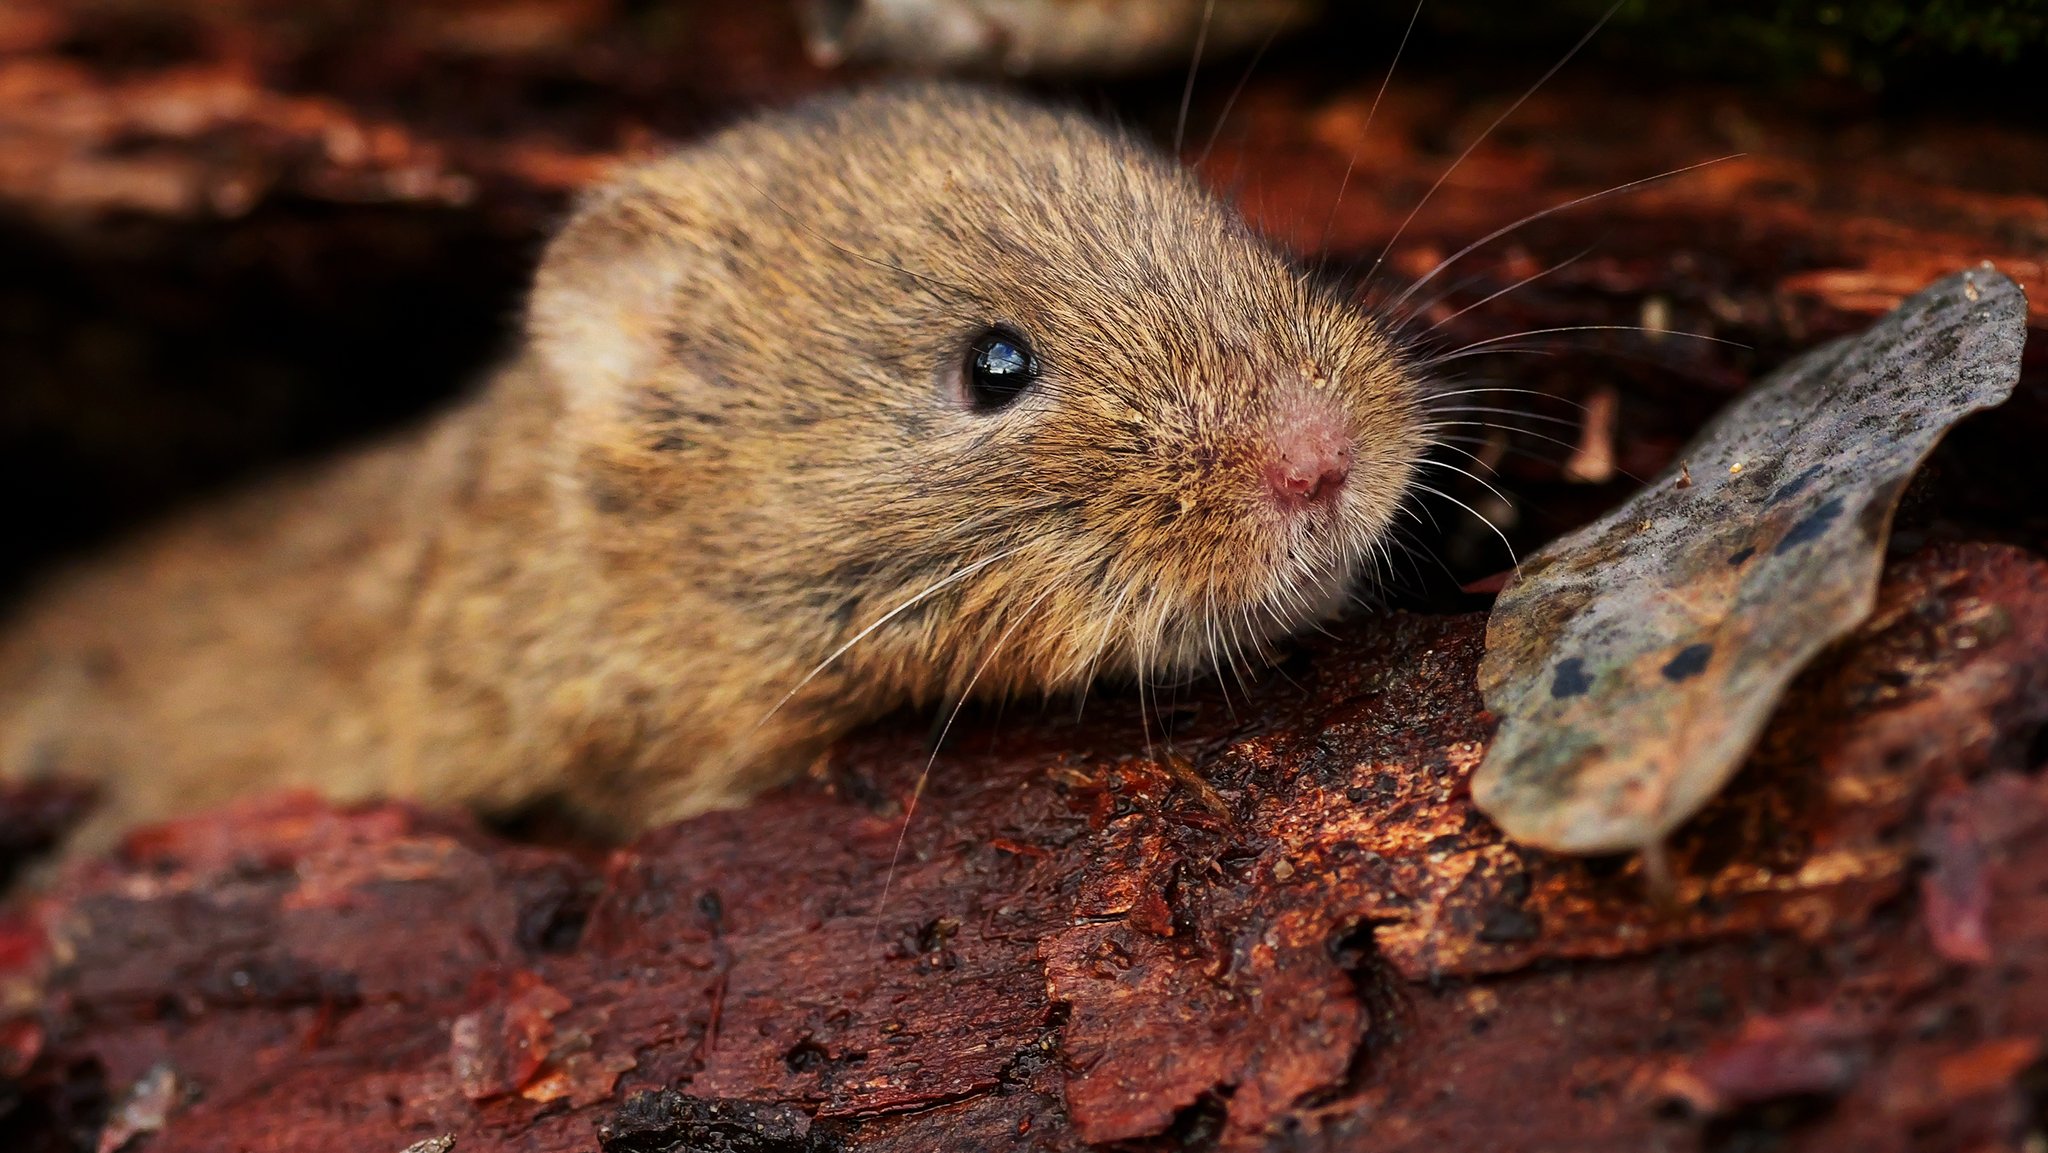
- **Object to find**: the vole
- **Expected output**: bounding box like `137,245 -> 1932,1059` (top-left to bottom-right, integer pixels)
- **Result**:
0,83 -> 1426,845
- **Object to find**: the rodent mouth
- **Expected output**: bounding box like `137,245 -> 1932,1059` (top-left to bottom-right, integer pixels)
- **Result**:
1148,527 -> 1370,681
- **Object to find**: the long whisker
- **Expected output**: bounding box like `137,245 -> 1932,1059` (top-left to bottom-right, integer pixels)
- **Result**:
1425,404 -> 1582,428
1195,22 -> 1283,168
1384,261 -> 1513,322
1383,155 -> 1740,319
1427,437 -> 1504,475
1430,428 -> 1612,468
1363,0 -> 1425,146
1420,325 -> 1749,366
1400,493 -> 1445,534
1414,456 -> 1517,513
752,549 -> 1015,735
1137,632 -> 1157,763
1423,419 -> 1604,463
1413,245 -> 1595,334
1315,156 -> 1358,279
1424,385 -> 1585,410
1074,578 -> 1135,723
1419,346 -> 1561,365
1394,533 -> 1438,600
1175,0 -> 1219,156
1384,518 -> 1464,588
1202,579 -> 1234,718
1364,0 -> 1623,289
876,583 -> 1054,914
1314,0 -> 1423,266
1409,480 -> 1521,573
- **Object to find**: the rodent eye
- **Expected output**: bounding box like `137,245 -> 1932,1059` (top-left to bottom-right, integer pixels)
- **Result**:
964,327 -> 1039,412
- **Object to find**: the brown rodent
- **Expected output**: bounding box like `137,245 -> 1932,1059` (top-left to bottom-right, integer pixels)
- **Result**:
0,83 -> 1425,846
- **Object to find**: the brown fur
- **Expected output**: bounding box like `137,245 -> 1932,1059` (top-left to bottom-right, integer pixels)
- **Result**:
0,84 -> 1425,844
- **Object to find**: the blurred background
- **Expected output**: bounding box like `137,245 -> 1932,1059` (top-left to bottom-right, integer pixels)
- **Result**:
2,0 -> 2044,606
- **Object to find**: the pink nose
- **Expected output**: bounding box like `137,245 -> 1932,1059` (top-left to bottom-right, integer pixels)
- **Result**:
1265,420 -> 1353,507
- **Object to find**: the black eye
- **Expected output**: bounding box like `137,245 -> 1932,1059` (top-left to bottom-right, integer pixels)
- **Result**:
965,327 -> 1039,411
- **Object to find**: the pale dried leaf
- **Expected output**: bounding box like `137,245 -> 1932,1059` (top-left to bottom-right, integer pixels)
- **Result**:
1473,265 -> 2028,854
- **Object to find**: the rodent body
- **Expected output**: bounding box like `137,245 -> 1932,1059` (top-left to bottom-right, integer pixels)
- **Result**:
0,84 -> 1425,844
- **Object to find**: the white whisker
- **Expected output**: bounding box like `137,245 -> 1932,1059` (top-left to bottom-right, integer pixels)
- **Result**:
876,581 -> 1056,914
1423,386 -> 1583,409
1174,0 -> 1219,156
1195,20 -> 1283,169
1421,324 -> 1749,366
1424,420 -> 1604,463
1317,0 -> 1425,265
1365,0 -> 1624,289
1384,156 -> 1740,318
1422,404 -> 1581,429
1413,245 -> 1595,334
752,549 -> 1015,735
1409,480 -> 1521,573
1413,457 -> 1517,514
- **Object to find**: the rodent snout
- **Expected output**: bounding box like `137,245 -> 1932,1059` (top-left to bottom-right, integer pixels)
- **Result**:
1264,409 -> 1353,510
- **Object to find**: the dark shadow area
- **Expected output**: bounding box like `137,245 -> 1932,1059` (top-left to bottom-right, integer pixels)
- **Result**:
0,205 -> 529,602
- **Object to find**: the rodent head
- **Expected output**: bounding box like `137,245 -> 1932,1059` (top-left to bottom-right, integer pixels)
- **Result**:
528,83 -> 1426,712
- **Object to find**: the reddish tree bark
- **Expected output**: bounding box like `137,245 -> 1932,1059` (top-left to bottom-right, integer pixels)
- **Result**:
3,543 -> 2045,1151
3,4 -> 2047,1151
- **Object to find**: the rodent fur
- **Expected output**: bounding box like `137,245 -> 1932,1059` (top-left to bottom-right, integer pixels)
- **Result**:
0,83 -> 1425,843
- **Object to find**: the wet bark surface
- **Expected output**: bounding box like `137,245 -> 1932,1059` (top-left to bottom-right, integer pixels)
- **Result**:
4,542 -> 2047,1151
2,3 -> 2045,1150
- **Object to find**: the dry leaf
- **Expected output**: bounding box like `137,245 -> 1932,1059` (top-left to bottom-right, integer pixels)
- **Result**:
1472,265 -> 2028,854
